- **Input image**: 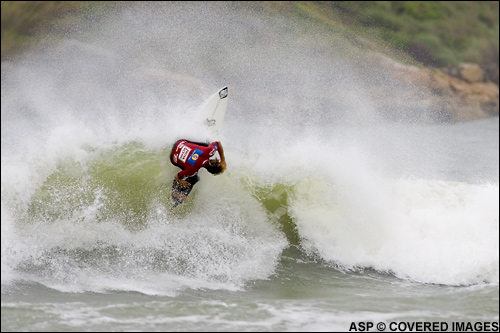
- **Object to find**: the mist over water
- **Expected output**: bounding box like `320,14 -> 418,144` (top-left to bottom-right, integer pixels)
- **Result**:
1,1 -> 498,297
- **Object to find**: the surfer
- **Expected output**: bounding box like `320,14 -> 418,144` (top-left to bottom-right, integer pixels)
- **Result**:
169,139 -> 226,206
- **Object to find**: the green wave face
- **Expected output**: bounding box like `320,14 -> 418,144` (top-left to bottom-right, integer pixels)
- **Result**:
25,141 -> 295,232
27,142 -> 174,230
245,182 -> 300,245
18,141 -> 289,290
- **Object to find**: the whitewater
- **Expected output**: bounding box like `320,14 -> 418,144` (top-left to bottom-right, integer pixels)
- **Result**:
2,2 -> 498,331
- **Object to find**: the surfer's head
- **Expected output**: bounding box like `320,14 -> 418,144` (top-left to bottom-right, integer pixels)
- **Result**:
206,159 -> 224,175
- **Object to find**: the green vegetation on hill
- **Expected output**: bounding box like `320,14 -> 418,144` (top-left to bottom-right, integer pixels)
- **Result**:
1,1 -> 86,57
319,1 -> 499,68
1,1 -> 114,58
1,1 -> 499,70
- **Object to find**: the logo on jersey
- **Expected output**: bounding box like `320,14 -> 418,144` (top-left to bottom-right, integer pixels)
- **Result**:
187,149 -> 203,165
178,145 -> 192,163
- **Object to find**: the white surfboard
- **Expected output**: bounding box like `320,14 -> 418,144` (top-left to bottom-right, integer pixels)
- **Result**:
198,86 -> 228,137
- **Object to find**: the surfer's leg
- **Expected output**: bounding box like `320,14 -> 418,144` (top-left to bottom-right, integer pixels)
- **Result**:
170,175 -> 199,207
185,175 -> 200,186
171,180 -> 187,205
180,175 -> 198,197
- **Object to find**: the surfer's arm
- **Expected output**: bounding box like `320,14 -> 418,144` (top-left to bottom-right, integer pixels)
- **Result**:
216,141 -> 227,172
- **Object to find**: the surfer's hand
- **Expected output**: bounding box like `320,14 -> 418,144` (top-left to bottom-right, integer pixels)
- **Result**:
175,174 -> 191,188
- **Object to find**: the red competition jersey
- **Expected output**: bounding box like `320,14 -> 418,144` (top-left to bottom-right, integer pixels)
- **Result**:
171,140 -> 219,179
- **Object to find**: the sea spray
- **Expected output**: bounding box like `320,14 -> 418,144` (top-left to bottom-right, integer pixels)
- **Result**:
288,149 -> 499,286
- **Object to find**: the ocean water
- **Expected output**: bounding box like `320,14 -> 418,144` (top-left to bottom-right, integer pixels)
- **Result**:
1,2 -> 499,332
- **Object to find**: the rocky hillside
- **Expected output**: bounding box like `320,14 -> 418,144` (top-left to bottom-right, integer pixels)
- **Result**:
370,52 -> 499,121
283,2 -> 499,121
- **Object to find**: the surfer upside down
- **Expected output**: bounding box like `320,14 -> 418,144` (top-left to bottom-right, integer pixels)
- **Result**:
169,139 -> 226,205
